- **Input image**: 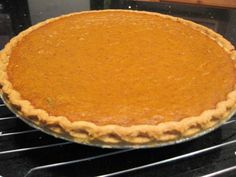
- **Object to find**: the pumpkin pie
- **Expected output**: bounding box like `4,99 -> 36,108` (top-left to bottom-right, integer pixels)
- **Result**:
0,10 -> 236,146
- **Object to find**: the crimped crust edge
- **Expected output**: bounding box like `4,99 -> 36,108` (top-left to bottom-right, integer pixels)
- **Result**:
0,10 -> 236,146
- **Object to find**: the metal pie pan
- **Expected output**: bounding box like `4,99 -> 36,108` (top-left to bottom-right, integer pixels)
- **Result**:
2,94 -> 235,149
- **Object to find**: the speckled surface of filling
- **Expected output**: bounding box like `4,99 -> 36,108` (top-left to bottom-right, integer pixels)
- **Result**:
7,11 -> 236,126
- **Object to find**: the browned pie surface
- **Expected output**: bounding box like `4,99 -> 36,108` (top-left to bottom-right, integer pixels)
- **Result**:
7,11 -> 236,126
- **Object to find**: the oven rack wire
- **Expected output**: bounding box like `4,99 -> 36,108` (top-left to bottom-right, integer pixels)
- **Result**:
0,100 -> 236,177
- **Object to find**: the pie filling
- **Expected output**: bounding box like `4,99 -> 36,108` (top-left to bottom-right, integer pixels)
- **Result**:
7,11 -> 236,126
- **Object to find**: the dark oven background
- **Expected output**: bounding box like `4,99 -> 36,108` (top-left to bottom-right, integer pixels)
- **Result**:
0,0 -> 236,177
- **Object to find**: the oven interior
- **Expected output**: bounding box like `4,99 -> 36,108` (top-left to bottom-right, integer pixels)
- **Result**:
0,0 -> 236,177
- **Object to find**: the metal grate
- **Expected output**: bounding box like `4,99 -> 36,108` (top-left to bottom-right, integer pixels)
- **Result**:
0,100 -> 236,177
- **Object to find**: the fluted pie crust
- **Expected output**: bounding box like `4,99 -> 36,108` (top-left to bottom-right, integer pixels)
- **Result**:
1,10 -> 236,146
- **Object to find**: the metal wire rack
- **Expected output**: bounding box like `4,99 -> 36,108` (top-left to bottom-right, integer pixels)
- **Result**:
0,99 -> 236,177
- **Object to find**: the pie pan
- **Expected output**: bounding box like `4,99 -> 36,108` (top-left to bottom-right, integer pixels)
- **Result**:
2,93 -> 235,149
1,10 -> 236,148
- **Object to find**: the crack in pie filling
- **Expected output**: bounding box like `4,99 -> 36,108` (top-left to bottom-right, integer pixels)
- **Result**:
1,10 -> 236,145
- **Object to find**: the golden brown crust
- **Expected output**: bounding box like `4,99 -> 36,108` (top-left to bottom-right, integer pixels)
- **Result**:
1,10 -> 236,146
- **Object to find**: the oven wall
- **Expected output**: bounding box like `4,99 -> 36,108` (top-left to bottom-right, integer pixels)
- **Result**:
27,0 -> 90,24
225,10 -> 236,46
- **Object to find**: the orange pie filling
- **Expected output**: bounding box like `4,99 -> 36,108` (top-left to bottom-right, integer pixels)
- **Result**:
7,11 -> 236,126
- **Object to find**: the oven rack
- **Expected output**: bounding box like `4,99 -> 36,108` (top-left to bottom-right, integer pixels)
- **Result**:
0,100 -> 236,177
